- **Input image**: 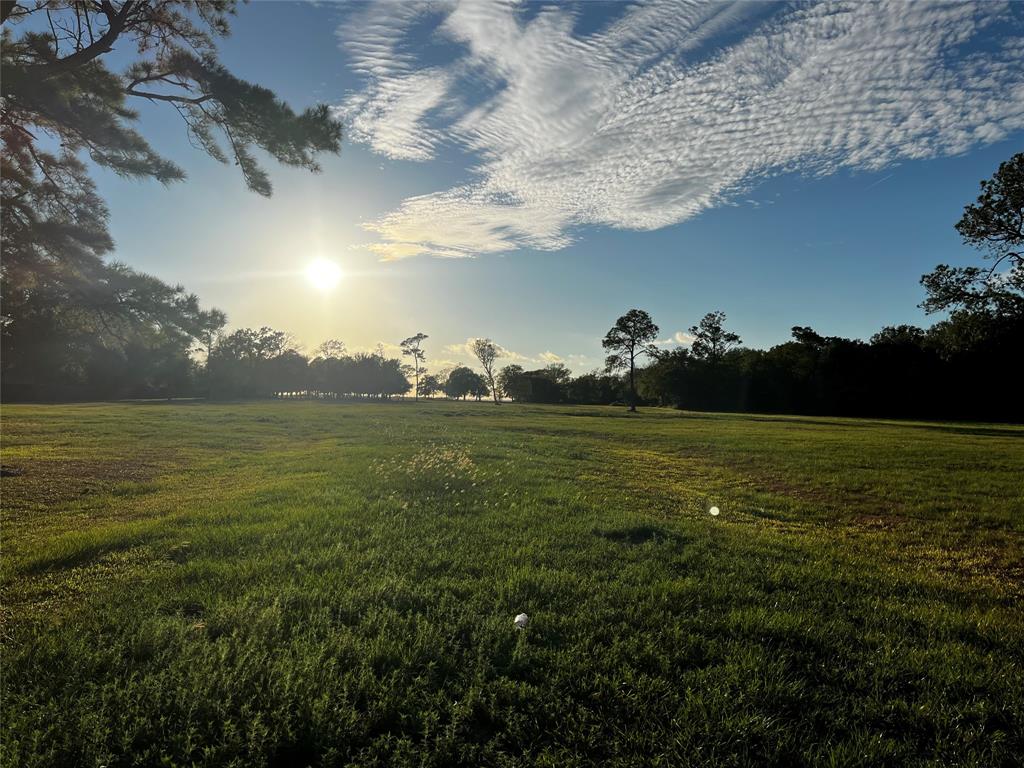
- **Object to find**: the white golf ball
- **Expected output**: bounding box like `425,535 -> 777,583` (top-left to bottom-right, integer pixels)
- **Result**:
709,506 -> 720,516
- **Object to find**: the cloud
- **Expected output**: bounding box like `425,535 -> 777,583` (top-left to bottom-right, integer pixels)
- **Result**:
538,351 -> 564,364
337,0 -> 1024,260
652,331 -> 695,347
442,337 -> 532,363
333,1 -> 456,161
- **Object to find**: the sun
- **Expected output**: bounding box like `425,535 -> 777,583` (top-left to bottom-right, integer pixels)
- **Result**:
304,258 -> 344,292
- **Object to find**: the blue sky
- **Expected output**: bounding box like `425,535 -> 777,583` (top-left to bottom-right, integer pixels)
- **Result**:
92,0 -> 1024,372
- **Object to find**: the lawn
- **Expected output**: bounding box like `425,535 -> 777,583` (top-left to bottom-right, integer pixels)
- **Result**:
1,401 -> 1022,767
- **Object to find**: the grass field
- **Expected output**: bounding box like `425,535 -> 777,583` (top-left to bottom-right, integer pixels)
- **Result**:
2,401 -> 1023,767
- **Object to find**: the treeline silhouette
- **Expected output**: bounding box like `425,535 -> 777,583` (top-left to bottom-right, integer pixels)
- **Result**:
4,308 -> 1020,422
2,154 -> 1021,422
638,318 -> 1021,421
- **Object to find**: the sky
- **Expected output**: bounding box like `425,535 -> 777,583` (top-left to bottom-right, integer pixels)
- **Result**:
92,0 -> 1024,373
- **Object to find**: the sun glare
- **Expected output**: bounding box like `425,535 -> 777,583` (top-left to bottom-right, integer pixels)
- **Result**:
304,258 -> 344,292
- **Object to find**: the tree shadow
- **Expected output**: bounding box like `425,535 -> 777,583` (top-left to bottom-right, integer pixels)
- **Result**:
593,524 -> 684,546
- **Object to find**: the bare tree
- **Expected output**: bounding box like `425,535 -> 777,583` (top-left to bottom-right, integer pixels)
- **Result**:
470,338 -> 502,404
400,333 -> 428,399
314,339 -> 346,360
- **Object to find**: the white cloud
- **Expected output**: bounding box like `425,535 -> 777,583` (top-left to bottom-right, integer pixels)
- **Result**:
652,331 -> 696,347
442,336 -> 531,363
333,1 -> 456,161
338,1 -> 1024,260
538,351 -> 564,364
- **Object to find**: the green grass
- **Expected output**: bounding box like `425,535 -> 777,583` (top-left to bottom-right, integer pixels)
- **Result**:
1,401 -> 1022,767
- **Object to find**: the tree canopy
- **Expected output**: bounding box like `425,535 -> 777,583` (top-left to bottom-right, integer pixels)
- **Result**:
921,152 -> 1023,318
689,311 -> 741,363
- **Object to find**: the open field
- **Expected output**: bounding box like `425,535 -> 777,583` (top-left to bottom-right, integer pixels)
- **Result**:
2,402 -> 1023,767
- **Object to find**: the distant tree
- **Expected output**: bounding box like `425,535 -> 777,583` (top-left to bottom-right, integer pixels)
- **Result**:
444,366 -> 478,400
790,326 -> 826,349
378,356 -> 413,399
502,364 -> 574,404
470,338 -> 502,404
689,311 -> 741,363
540,362 -> 572,385
602,309 -> 659,411
921,152 -> 1023,317
400,332 -> 428,399
266,349 -> 309,397
870,325 -> 926,346
566,371 -> 624,405
638,348 -> 691,407
497,364 -> 526,401
419,373 -> 442,398
469,376 -> 490,401
314,339 -> 347,360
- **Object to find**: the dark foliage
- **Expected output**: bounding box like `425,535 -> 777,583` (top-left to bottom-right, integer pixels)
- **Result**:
638,316 -> 1022,421
1,261 -> 224,401
443,366 -> 489,401
498,363 -> 622,405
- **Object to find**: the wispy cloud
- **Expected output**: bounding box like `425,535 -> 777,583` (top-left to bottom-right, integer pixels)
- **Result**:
442,337 -> 532,363
337,0 -> 1024,260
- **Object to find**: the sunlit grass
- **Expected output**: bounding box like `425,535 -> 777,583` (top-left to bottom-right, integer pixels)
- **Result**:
1,402 -> 1022,766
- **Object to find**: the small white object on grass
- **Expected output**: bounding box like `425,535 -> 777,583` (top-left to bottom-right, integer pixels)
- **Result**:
709,506 -> 720,516
513,613 -> 529,630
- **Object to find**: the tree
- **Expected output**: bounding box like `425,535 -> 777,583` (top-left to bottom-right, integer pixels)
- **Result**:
541,362 -> 572,385
602,309 -> 659,411
444,366 -> 481,400
689,311 -> 742,363
497,364 -> 526,401
566,371 -> 623,405
1,260 -> 224,401
206,326 -> 297,398
419,373 -> 442,398
400,332 -> 428,399
314,339 -> 346,360
499,364 -> 574,404
469,376 -> 490,401
470,338 -> 502,404
1,1 -> 342,315
638,348 -> 690,407
921,152 -> 1023,317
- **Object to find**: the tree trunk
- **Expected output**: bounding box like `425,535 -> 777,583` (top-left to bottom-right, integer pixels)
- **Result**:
629,354 -> 637,412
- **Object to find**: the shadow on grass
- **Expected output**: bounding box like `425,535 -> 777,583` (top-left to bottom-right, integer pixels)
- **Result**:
679,410 -> 1024,437
593,524 -> 684,546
